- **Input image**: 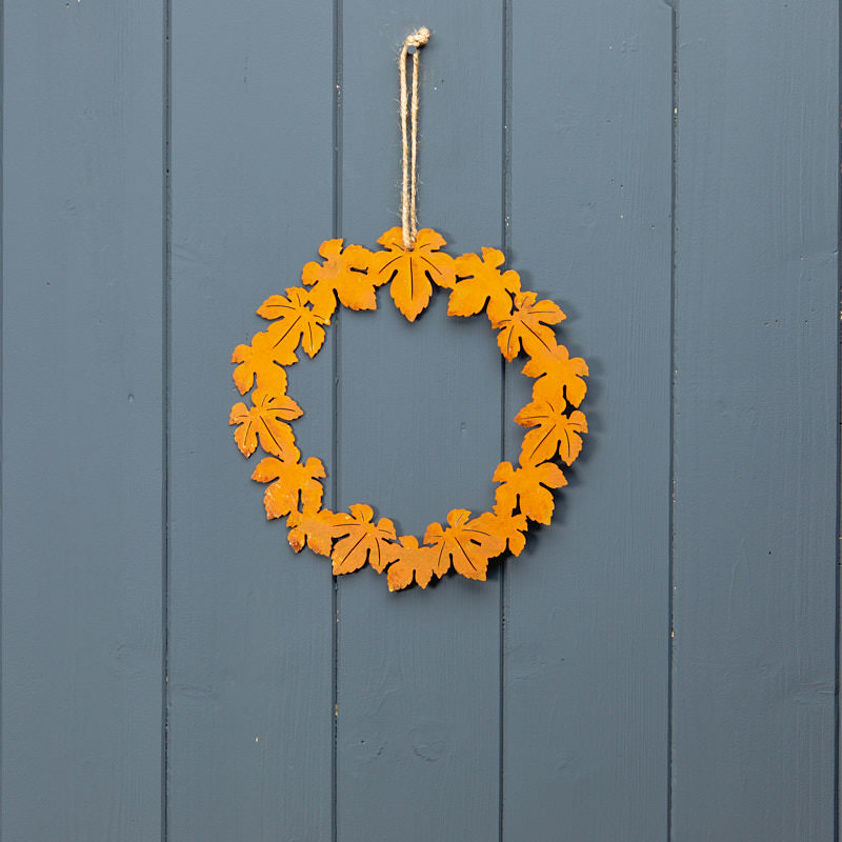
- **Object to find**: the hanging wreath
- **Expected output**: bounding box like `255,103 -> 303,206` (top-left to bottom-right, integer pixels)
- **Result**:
228,28 -> 588,591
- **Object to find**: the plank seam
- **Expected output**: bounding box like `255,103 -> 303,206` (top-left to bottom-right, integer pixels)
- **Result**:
331,0 -> 343,838
161,0 -> 172,838
666,1 -> 678,840
0,0 -> 5,837
834,0 -> 842,837
499,0 -> 512,839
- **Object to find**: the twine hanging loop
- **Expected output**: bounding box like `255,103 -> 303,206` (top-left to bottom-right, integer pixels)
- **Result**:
399,27 -> 430,249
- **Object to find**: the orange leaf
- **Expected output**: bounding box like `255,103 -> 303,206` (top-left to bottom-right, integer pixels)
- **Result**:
287,507 -> 349,557
330,503 -> 397,575
514,398 -> 588,466
448,247 -> 521,322
256,287 -> 328,360
423,508 -> 507,582
231,331 -> 289,395
301,238 -> 377,318
492,290 -> 565,361
522,340 -> 588,407
382,535 -> 448,591
229,388 -> 302,460
251,456 -> 325,519
493,457 -> 567,524
472,508 -> 529,557
369,227 -> 457,322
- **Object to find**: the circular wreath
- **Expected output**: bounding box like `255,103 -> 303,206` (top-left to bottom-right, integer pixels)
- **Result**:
229,228 -> 588,591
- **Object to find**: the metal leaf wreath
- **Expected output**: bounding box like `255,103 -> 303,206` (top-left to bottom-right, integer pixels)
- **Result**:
228,29 -> 588,591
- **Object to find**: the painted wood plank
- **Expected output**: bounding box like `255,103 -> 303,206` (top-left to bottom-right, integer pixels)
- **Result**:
503,3 -> 673,839
671,4 -> 838,840
0,2 -> 165,840
334,6 -> 504,840
167,2 -> 334,839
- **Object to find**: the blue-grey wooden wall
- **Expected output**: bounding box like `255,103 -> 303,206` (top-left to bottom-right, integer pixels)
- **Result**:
1,1 -> 838,840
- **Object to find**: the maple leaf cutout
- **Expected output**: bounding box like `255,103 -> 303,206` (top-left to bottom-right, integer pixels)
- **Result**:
514,398 -> 588,466
522,340 -> 589,407
448,248 -> 521,322
229,388 -> 302,460
301,238 -> 377,319
368,227 -> 457,322
493,457 -> 567,525
330,504 -> 397,575
231,331 -> 289,395
256,287 -> 328,360
287,507 -> 349,557
251,456 -> 326,519
472,508 -> 529,557
492,291 -> 566,361
383,535 -> 448,591
423,509 -> 507,582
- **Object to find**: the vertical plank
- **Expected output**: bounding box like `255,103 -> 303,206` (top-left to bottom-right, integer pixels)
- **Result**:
1,2 -> 164,840
335,6 -> 503,840
504,2 -> 673,840
167,2 -> 334,839
671,3 -> 839,840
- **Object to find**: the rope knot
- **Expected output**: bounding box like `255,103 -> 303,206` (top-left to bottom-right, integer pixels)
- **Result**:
405,27 -> 430,50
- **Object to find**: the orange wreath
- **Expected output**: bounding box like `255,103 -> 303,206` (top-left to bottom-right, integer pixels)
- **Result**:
229,228 -> 588,591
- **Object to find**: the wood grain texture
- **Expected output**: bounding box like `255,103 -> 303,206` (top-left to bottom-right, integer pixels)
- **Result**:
167,1 -> 334,838
671,3 -> 839,840
334,5 -> 504,840
502,3 -> 674,840
0,2 -> 165,839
